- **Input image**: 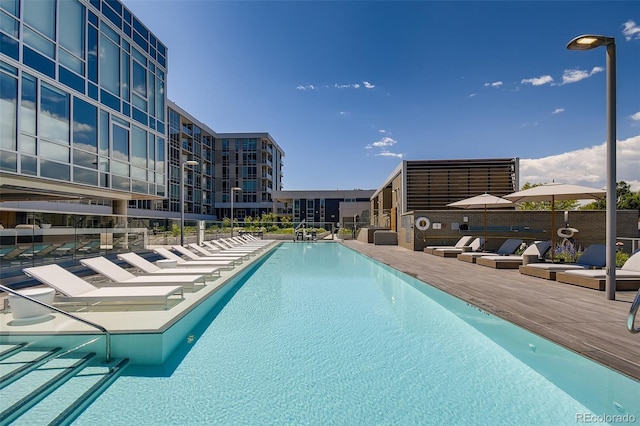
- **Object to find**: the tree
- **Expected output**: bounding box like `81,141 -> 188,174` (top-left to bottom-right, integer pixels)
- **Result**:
517,182 -> 579,211
580,181 -> 640,211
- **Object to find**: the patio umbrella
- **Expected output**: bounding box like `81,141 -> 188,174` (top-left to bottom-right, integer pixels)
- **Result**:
504,183 -> 606,260
447,193 -> 515,247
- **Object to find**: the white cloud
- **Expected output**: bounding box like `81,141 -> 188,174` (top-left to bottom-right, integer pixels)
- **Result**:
363,81 -> 375,89
552,108 -> 564,114
376,151 -> 403,158
296,84 -> 316,91
562,67 -> 603,85
631,112 -> 640,121
623,20 -> 640,41
520,135 -> 640,191
521,75 -> 554,86
379,129 -> 387,133
334,83 -> 361,89
339,111 -> 347,116
368,137 -> 397,148
484,81 -> 503,88
469,93 -> 476,98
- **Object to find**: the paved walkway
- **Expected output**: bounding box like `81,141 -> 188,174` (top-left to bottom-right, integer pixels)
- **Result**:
342,240 -> 640,381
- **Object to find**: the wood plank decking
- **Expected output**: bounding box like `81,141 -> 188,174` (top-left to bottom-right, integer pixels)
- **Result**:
342,240 -> 640,382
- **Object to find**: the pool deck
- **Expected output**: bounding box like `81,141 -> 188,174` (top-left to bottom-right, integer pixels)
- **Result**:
342,239 -> 640,382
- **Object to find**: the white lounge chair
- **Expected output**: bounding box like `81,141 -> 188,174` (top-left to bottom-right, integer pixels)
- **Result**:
424,236 -> 473,255
476,241 -> 552,269
518,244 -> 606,279
431,237 -> 484,258
201,241 -> 258,255
80,256 -> 206,290
22,264 -> 183,309
457,239 -> 525,263
153,247 -> 236,269
171,245 -> 245,264
554,250 -> 640,291
189,243 -> 254,258
117,252 -> 220,278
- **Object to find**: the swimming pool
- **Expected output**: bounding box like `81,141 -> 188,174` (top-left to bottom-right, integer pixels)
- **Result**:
75,242 -> 639,425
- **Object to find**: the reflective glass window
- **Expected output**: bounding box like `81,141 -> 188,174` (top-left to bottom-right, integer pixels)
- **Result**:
73,166 -> 97,185
20,134 -> 36,154
100,88 -> 119,111
40,159 -> 70,181
23,46 -> 55,78
0,150 -> 16,171
1,10 -> 18,37
0,32 -> 18,60
131,125 -> 146,168
131,47 -> 145,66
73,149 -> 97,167
21,155 -> 37,175
148,133 -> 155,170
131,166 -> 145,180
121,51 -> 129,101
0,0 -> 19,17
59,66 -> 85,94
101,4 -> 120,28
59,0 -> 85,59
20,73 -> 36,136
99,34 -> 119,95
23,25 -> 55,57
40,82 -> 69,143
73,97 -> 97,152
100,19 -> 119,44
88,25 -> 98,82
59,49 -> 84,75
111,160 -> 128,176
132,60 -> 146,98
23,0 -> 54,39
156,75 -> 165,114
111,175 -> 129,191
40,140 -> 69,162
0,70 -> 17,149
112,124 -> 128,161
131,179 -> 147,194
147,69 -> 154,116
155,137 -> 164,172
99,110 -> 109,155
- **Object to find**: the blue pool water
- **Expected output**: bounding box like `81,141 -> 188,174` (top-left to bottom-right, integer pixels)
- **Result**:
76,243 -> 639,425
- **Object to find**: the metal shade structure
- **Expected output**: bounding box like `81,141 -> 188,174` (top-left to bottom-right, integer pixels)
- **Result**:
504,183 -> 606,262
447,193 -> 515,246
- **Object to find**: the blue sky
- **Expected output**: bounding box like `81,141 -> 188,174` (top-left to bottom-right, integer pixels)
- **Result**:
124,0 -> 640,191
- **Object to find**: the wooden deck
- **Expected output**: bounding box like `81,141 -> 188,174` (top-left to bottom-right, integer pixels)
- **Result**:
342,240 -> 640,381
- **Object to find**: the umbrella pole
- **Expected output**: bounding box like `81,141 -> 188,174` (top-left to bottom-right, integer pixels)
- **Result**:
551,195 -> 555,263
483,205 -> 487,249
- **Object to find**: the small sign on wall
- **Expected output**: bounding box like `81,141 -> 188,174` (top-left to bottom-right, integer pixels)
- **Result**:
432,222 -> 442,230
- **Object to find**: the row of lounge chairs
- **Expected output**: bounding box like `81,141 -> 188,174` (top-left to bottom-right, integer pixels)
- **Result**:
425,236 -> 640,291
10,235 -> 274,311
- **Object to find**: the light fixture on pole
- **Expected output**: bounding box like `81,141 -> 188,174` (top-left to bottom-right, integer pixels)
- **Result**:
230,187 -> 242,237
567,34 -> 616,300
180,159 -> 199,246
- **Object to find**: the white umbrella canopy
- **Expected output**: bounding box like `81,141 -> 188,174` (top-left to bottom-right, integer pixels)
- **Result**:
504,183 -> 605,203
504,183 -> 606,260
447,193 -> 515,245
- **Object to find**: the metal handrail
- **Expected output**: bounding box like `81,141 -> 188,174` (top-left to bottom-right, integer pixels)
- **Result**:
0,284 -> 111,362
628,289 -> 640,334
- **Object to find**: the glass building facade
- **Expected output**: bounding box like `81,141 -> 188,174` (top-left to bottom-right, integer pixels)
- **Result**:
0,0 -> 167,201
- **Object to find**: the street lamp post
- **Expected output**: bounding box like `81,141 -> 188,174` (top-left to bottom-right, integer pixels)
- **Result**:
180,159 -> 199,246
567,34 -> 617,300
230,187 -> 242,237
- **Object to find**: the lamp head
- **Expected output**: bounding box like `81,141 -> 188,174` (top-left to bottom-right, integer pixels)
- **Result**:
567,34 -> 615,50
232,187 -> 242,191
183,160 -> 199,166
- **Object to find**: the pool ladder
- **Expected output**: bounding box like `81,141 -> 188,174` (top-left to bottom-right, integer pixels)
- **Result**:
628,288 -> 640,334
